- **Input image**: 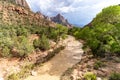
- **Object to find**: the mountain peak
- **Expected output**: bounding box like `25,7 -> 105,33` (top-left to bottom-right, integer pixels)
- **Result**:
55,14 -> 65,21
57,13 -> 61,16
50,14 -> 72,27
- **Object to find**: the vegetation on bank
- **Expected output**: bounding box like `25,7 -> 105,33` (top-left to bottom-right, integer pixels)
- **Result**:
69,5 -> 120,57
109,72 -> 120,80
0,24 -> 68,58
66,6 -> 120,79
84,72 -> 97,80
0,0 -> 69,58
83,72 -> 120,80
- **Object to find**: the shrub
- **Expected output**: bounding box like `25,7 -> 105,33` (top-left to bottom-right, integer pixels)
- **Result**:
109,73 -> 120,80
56,24 -> 68,39
27,24 -> 68,42
68,27 -> 81,36
33,34 -> 50,51
33,39 -> 40,49
8,73 -> 19,80
94,61 -> 105,70
48,24 -> 68,41
0,24 -> 34,58
84,72 -> 97,80
1,46 -> 10,57
7,64 -> 34,80
39,34 -> 50,50
48,29 -> 58,41
16,27 -> 29,37
15,36 -> 34,57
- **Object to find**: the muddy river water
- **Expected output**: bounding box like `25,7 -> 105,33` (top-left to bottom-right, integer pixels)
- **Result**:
25,36 -> 84,80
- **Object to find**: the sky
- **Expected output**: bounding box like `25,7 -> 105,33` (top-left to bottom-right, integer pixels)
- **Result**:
26,0 -> 120,26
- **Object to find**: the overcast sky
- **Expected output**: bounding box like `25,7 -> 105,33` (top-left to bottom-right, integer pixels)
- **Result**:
26,0 -> 120,26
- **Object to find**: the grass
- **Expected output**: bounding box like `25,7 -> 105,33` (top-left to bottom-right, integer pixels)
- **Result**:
7,64 -> 34,80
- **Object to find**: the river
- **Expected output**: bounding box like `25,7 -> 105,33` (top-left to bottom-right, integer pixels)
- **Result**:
25,36 -> 84,80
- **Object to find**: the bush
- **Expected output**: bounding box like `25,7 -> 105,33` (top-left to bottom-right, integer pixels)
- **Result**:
0,24 -> 34,58
109,73 -> 120,80
16,27 -> 29,37
1,46 -> 10,57
68,27 -> 81,36
8,73 -> 19,80
84,72 -> 97,80
15,36 -> 34,57
33,34 -> 50,51
39,34 -> 50,50
28,24 -> 68,42
48,24 -> 68,41
94,61 -> 105,70
33,39 -> 40,49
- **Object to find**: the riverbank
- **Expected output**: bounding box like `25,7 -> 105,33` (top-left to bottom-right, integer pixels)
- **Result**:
61,48 -> 120,80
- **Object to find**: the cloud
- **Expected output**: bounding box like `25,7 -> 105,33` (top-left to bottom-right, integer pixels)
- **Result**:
26,0 -> 81,15
26,0 -> 120,26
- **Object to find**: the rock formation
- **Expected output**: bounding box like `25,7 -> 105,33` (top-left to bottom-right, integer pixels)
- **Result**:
15,0 -> 30,9
50,14 -> 72,27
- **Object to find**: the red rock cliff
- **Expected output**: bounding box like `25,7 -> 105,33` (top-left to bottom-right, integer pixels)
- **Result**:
15,0 -> 30,9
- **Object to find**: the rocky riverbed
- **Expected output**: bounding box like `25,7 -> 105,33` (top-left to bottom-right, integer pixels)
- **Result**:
25,36 -> 84,80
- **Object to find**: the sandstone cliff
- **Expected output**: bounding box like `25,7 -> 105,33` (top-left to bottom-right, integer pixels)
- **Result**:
15,0 -> 30,9
0,1 -> 55,27
3,0 -> 30,9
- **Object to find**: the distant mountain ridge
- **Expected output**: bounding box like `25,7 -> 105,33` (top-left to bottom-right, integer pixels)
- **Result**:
50,14 -> 73,27
14,0 -> 72,27
2,0 -> 72,28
